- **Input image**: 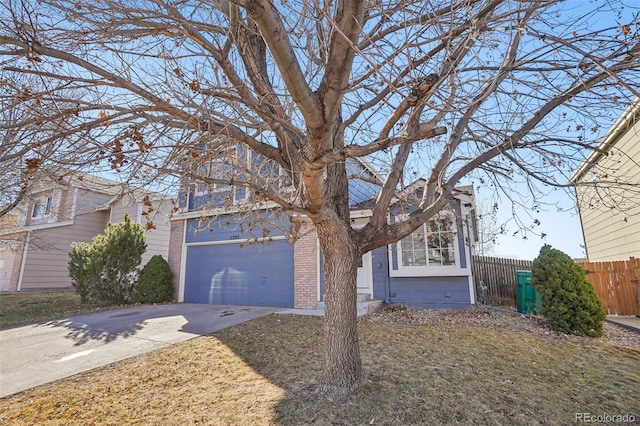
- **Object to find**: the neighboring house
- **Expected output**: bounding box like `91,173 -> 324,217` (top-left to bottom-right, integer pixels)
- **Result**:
569,99 -> 640,262
168,152 -> 478,310
0,170 -> 171,292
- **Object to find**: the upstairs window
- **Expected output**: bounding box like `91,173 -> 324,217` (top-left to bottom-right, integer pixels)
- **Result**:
32,195 -> 53,219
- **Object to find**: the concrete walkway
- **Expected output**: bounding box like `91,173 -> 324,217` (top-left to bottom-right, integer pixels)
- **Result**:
606,315 -> 640,333
0,304 -> 278,398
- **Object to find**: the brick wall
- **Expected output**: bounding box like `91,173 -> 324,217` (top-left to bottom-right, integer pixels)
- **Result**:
167,220 -> 184,302
294,221 -> 318,309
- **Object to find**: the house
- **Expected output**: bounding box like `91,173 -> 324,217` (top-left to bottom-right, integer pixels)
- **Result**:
167,153 -> 478,310
569,99 -> 640,262
0,170 -> 172,292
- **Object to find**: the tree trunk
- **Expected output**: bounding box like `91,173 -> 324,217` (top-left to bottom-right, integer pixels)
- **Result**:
316,215 -> 365,400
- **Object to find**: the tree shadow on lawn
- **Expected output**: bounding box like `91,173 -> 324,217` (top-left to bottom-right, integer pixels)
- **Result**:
210,313 -> 640,425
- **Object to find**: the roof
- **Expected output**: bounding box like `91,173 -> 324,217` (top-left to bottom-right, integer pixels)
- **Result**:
569,99 -> 640,184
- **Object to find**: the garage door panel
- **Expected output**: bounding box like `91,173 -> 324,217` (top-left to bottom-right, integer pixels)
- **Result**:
184,241 -> 294,307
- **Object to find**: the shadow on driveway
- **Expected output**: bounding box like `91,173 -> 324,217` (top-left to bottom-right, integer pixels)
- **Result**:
0,303 -> 278,397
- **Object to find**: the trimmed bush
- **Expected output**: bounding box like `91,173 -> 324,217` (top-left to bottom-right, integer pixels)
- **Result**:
531,245 -> 605,337
133,255 -> 174,304
69,213 -> 147,304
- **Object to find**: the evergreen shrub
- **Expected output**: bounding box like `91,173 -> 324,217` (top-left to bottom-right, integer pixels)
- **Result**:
133,255 -> 174,303
68,213 -> 146,304
531,245 -> 605,337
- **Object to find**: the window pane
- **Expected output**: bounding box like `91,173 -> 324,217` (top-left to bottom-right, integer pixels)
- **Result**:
401,227 -> 427,266
442,247 -> 455,265
428,248 -> 441,266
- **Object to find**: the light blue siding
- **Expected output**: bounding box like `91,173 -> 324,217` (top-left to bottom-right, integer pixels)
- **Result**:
184,241 -> 294,307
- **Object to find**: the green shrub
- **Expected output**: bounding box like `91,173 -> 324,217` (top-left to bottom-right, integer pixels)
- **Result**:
133,255 -> 174,304
69,213 -> 147,304
531,245 -> 605,337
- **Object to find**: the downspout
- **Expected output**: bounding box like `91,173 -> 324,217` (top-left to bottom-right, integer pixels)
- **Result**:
16,232 -> 31,292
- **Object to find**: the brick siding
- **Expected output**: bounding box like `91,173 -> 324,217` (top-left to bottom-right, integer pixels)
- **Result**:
167,220 -> 184,302
293,221 -> 318,309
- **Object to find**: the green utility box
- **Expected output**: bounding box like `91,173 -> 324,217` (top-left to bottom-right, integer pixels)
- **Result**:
516,270 -> 541,315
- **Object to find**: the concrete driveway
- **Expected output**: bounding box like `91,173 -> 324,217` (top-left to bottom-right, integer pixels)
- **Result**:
0,303 -> 279,398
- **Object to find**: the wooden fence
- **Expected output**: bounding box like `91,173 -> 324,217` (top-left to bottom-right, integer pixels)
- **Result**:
577,257 -> 640,316
472,255 -> 532,307
472,255 -> 640,315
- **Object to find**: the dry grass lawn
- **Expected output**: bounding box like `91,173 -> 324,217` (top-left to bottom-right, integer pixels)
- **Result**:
0,292 -> 121,330
0,308 -> 638,425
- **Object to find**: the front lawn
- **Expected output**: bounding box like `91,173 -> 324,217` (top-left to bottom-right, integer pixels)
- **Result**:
0,308 -> 638,425
0,292 -> 120,330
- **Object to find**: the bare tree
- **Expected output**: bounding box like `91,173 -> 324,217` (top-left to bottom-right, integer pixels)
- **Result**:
1,0 -> 639,397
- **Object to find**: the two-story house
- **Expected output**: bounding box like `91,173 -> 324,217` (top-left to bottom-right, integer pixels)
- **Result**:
569,99 -> 640,262
0,170 -> 171,292
167,150 -> 478,310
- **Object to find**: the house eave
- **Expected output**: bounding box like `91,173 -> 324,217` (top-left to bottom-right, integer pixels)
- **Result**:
569,98 -> 640,184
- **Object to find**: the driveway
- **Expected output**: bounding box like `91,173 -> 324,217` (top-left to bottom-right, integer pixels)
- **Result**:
0,303 -> 279,398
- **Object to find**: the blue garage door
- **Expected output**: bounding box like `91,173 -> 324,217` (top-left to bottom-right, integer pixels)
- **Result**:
184,241 -> 294,307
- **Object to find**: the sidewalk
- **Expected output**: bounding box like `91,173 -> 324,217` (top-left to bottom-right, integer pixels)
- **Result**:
606,315 -> 640,333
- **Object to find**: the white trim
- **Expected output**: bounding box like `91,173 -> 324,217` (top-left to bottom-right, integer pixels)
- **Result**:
569,99 -> 639,184
357,251 -> 373,297
389,265 -> 472,277
468,275 -> 476,304
350,209 -> 373,219
184,235 -> 287,247
389,211 -> 466,277
16,232 -> 30,292
179,220 -> 187,303
170,201 -> 280,221
70,188 -> 79,219
50,189 -> 62,222
21,220 -> 74,232
316,237 -> 321,303
137,202 -> 143,224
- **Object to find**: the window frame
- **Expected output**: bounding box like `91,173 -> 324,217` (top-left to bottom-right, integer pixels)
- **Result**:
389,211 -> 468,277
31,194 -> 53,219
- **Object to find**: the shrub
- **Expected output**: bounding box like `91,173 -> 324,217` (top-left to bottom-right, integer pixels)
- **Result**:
133,255 -> 174,304
531,245 -> 605,337
69,213 -> 147,304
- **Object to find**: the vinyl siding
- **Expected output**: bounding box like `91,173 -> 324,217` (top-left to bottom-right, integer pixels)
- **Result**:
576,116 -> 640,261
141,200 -> 171,264
389,276 -> 471,309
20,211 -> 109,289
74,190 -> 112,216
109,198 -> 171,265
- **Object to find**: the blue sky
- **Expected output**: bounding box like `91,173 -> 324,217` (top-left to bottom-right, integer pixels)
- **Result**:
479,0 -> 638,260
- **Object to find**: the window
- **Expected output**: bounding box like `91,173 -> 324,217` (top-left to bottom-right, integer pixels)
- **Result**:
187,144 -> 293,211
391,212 -> 462,276
192,146 -> 248,206
32,195 -> 53,219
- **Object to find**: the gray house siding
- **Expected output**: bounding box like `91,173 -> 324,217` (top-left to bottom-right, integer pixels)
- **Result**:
388,276 -> 471,309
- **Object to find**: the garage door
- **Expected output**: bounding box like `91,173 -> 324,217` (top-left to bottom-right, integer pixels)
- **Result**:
184,241 -> 294,307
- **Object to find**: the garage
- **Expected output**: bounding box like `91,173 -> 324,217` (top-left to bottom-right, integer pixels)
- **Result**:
184,240 -> 294,307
